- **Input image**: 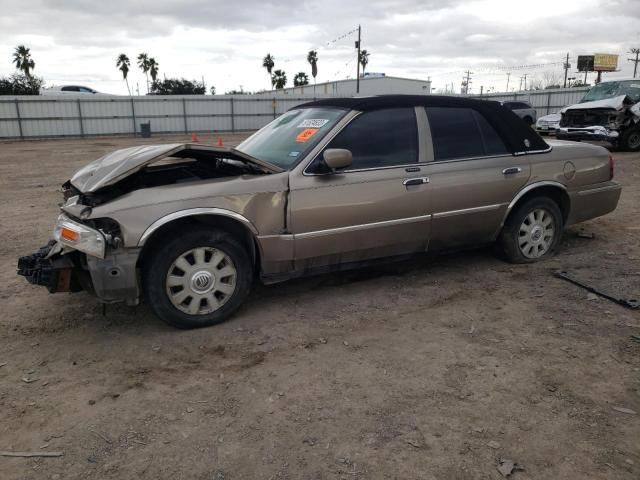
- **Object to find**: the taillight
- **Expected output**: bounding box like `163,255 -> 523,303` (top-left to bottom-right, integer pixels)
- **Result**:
609,154 -> 615,180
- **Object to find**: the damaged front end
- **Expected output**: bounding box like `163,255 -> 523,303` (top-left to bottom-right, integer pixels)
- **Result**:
557,87 -> 640,151
17,209 -> 132,303
17,241 -> 91,294
17,142 -> 284,307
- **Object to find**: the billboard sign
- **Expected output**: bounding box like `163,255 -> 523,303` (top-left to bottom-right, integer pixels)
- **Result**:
577,55 -> 594,72
593,53 -> 618,72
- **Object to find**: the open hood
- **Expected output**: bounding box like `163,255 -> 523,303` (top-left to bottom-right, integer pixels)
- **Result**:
69,143 -> 282,193
561,95 -> 629,113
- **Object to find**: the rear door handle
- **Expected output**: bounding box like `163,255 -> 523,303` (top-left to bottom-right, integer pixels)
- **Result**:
502,167 -> 522,175
403,177 -> 430,186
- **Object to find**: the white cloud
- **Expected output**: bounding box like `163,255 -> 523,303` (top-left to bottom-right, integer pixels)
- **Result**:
0,0 -> 638,95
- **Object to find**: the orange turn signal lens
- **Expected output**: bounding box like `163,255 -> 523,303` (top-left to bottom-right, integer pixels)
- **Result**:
61,227 -> 79,242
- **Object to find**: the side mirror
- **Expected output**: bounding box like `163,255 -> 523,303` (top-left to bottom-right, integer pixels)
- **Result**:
322,148 -> 352,171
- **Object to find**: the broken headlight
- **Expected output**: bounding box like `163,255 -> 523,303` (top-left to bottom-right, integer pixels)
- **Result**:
53,214 -> 106,259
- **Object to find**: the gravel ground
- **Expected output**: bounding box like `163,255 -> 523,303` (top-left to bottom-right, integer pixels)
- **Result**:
0,134 -> 639,480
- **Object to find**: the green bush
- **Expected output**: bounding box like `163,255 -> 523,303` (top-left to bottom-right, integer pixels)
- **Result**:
0,73 -> 44,95
150,78 -> 206,95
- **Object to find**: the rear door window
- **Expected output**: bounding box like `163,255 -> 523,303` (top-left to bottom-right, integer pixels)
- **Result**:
324,108 -> 418,170
426,107 -> 509,161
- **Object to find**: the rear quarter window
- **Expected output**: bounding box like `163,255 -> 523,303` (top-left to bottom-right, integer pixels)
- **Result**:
426,107 -> 509,161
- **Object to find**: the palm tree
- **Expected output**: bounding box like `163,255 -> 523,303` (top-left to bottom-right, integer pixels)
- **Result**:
137,53 -> 150,93
262,53 -> 275,90
307,50 -> 318,94
271,69 -> 287,89
359,50 -> 370,76
148,58 -> 159,86
116,53 -> 131,95
294,72 -> 309,87
13,45 -> 35,78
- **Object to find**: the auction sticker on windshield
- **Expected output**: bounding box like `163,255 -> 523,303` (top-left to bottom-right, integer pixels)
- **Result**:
297,119 -> 330,128
296,128 -> 319,142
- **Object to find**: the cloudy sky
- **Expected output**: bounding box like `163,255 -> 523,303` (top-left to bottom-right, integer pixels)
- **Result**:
0,0 -> 638,95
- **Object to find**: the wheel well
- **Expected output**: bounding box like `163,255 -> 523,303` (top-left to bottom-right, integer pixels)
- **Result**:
137,215 -> 261,274
507,186 -> 570,225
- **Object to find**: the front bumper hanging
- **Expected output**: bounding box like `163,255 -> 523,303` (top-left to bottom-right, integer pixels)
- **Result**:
17,241 -> 82,293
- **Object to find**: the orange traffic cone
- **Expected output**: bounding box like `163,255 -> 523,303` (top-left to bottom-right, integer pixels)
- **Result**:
191,132 -> 199,143
217,137 -> 223,147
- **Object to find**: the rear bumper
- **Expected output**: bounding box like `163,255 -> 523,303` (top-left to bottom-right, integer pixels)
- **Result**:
556,126 -> 619,145
567,181 -> 622,226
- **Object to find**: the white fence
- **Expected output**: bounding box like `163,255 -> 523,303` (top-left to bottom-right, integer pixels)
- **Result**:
0,95 -> 323,139
469,86 -> 590,116
0,87 -> 591,139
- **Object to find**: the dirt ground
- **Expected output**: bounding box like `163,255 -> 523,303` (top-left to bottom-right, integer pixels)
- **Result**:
0,133 -> 639,480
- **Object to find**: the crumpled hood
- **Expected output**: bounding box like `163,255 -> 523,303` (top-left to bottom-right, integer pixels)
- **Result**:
70,144 -> 184,193
69,143 -> 281,193
561,95 -> 628,113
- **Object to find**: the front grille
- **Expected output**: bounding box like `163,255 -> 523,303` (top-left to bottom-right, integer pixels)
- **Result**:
560,109 -> 613,128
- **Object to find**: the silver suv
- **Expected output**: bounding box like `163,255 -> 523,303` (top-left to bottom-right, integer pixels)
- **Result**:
501,101 -> 537,126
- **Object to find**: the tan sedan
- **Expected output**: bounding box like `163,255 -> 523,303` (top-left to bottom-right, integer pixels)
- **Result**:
18,95 -> 621,328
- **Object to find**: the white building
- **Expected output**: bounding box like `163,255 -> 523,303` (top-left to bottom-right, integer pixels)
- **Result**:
256,74 -> 432,98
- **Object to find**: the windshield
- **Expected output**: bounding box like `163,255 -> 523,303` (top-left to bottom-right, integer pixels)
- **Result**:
236,107 -> 347,169
581,80 -> 640,103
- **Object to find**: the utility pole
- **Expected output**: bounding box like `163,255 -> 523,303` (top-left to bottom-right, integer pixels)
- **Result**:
629,48 -> 640,78
506,72 -> 511,92
518,76 -> 523,91
523,73 -> 528,91
355,24 -> 361,94
461,70 -> 472,94
563,52 -> 571,88
480,85 -> 484,95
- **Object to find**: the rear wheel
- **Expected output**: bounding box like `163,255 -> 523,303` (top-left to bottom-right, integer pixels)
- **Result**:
143,227 -> 253,329
620,126 -> 640,152
499,197 -> 563,263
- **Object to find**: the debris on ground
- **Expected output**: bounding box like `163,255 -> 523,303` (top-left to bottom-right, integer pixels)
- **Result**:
0,451 -> 63,458
496,458 -> 524,477
487,440 -> 501,449
577,232 -> 595,239
612,406 -> 637,415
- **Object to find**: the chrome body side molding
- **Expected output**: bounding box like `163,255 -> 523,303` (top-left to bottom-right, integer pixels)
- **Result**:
138,208 -> 259,246
432,204 -> 504,219
506,181 -> 567,212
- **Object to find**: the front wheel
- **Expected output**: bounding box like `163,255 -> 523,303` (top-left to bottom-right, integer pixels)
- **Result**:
498,197 -> 563,263
143,228 -> 253,329
620,127 -> 640,152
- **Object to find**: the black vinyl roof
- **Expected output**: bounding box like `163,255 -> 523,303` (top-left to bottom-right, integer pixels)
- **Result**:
295,95 -> 549,154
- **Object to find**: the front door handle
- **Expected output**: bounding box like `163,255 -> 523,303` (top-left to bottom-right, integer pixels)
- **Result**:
402,177 -> 429,187
502,167 -> 522,175
403,177 -> 430,186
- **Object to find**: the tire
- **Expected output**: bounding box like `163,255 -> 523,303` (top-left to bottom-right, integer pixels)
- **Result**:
620,126 -> 640,152
143,227 -> 253,329
498,196 -> 563,263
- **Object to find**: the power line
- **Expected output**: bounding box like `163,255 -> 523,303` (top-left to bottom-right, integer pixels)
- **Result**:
563,52 -> 571,88
629,48 -> 640,78
461,70 -> 473,94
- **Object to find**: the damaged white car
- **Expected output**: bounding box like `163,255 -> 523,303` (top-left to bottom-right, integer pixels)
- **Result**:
557,79 -> 640,151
